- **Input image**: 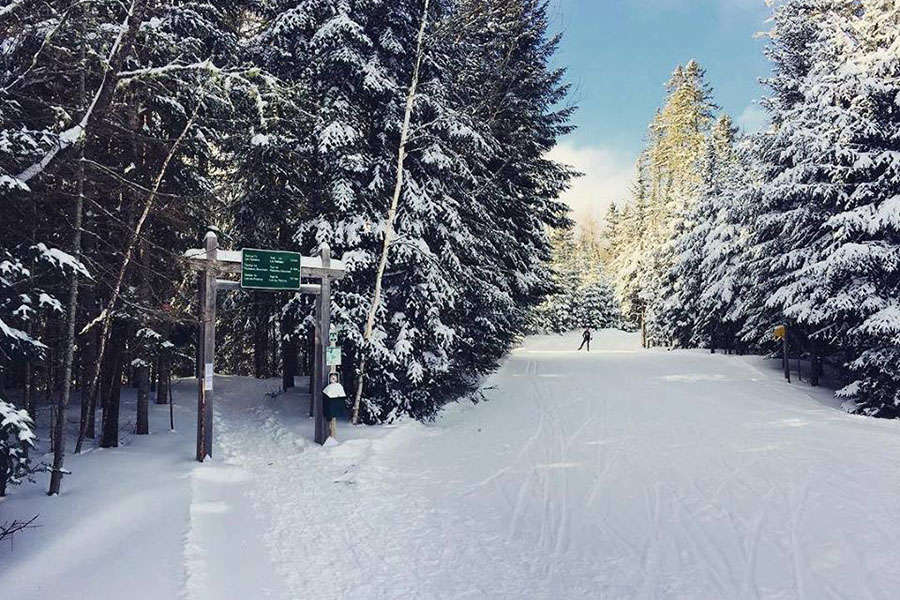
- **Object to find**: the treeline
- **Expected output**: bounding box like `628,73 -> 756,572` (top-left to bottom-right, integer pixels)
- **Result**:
531,221 -> 621,333
0,0 -> 574,495
605,0 -> 900,418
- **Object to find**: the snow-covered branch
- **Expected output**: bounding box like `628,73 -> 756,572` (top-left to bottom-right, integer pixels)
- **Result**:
0,0 -> 29,19
14,0 -> 144,185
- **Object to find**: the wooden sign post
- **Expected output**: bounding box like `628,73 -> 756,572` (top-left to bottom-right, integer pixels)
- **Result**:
774,324 -> 790,383
185,237 -> 346,461
198,231 -> 217,461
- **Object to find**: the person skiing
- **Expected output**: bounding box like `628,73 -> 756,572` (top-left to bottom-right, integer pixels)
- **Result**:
578,327 -> 592,351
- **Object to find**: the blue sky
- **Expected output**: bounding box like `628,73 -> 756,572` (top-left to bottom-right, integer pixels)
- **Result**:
546,0 -> 773,223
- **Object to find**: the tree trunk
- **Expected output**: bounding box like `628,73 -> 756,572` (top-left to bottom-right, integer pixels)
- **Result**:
811,354 -> 822,387
135,236 -> 150,431
48,147 -> 84,493
100,325 -> 126,448
270,319 -> 278,378
351,0 -> 431,424
640,311 -> 647,349
156,354 -> 170,405
85,359 -> 98,439
281,316 -> 297,390
254,308 -> 268,379
0,451 -> 8,497
23,359 -> 33,419
136,363 -> 150,434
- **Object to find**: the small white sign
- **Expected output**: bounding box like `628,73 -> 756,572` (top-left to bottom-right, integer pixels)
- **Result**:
204,363 -> 214,391
326,346 -> 342,366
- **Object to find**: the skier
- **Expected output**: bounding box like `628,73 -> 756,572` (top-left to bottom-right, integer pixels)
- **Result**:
578,327 -> 592,351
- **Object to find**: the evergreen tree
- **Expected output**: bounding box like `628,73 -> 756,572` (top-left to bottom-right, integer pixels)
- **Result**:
779,0 -> 900,415
252,0 -> 574,420
572,274 -> 621,330
655,114 -> 744,348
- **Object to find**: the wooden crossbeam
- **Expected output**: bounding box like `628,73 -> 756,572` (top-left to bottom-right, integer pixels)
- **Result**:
189,237 -> 342,460
183,248 -> 347,280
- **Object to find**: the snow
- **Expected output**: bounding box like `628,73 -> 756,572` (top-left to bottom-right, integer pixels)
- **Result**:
0,0 -> 28,18
4,330 -> 900,598
0,316 -> 43,347
32,243 -> 90,278
250,132 -> 270,146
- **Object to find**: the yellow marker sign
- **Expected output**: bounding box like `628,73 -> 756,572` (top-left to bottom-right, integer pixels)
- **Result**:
774,325 -> 786,340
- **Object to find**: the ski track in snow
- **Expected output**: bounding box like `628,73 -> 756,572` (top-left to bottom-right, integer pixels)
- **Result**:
6,330 -> 900,599
178,332 -> 900,600
181,330 -> 900,599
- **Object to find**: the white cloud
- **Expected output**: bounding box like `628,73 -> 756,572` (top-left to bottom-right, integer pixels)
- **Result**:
737,102 -> 769,134
546,142 -> 635,226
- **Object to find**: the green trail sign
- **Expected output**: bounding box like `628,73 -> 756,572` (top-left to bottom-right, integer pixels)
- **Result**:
241,248 -> 302,290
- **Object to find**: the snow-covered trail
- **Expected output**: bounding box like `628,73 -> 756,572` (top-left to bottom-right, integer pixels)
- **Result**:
192,330 -> 900,599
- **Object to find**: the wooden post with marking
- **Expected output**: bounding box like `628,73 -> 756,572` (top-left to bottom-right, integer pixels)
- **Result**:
314,245 -> 331,445
782,325 -> 791,383
311,295 -> 321,419
197,231 -> 217,461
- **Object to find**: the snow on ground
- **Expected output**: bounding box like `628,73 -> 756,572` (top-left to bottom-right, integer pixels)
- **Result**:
1,385 -> 198,599
4,329 -> 900,599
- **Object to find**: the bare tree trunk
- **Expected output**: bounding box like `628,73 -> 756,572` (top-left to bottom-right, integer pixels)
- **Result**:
281,318 -> 297,391
156,353 -> 170,405
811,354 -> 822,387
640,311 -> 647,349
351,0 -> 431,425
23,359 -> 32,417
136,362 -> 149,434
254,306 -> 268,378
100,324 -> 126,447
48,61 -> 85,491
168,371 -> 174,431
135,237 -> 150,432
47,163 -> 84,494
85,347 -> 98,438
270,318 -> 278,378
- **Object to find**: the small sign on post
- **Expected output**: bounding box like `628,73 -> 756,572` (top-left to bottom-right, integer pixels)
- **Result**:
204,363 -> 214,391
326,345 -> 342,366
241,249 -> 302,290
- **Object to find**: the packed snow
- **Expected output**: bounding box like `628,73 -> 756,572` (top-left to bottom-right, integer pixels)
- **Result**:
3,330 -> 900,599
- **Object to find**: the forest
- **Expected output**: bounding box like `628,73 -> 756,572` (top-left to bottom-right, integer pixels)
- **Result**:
1,0 -> 574,497
602,2 -> 899,420
1,0 -> 899,506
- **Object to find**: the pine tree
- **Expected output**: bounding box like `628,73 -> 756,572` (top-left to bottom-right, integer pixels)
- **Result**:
254,0 -> 574,421
0,398 -> 36,497
733,0 -> 833,351
572,274 -> 621,330
785,0 -> 900,414
533,226 -> 583,333
655,114 -> 744,348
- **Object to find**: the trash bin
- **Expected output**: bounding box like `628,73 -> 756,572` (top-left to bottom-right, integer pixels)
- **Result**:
323,374 -> 347,422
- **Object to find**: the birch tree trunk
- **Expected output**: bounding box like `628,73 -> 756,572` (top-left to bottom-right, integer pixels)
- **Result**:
351,0 -> 430,425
